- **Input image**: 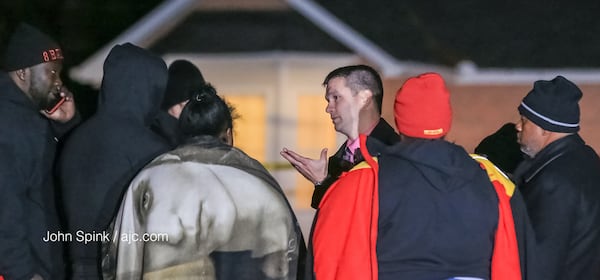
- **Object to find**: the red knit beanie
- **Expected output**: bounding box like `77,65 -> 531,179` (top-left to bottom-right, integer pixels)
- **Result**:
394,72 -> 452,139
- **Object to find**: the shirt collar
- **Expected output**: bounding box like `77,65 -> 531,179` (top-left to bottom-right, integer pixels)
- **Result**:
345,119 -> 379,153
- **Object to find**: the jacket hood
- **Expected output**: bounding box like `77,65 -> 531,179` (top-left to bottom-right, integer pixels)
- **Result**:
385,138 -> 483,192
97,43 -> 167,125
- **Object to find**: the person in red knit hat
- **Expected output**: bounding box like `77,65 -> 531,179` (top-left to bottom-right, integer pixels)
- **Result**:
308,72 -> 532,280
393,72 -> 452,139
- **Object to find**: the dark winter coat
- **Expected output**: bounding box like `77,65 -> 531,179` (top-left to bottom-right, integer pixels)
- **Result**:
0,72 -> 78,280
513,134 -> 600,280
57,43 -> 170,278
373,138 -> 499,279
150,110 -> 180,148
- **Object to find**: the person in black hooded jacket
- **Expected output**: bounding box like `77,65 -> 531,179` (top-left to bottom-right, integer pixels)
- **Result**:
57,43 -> 170,279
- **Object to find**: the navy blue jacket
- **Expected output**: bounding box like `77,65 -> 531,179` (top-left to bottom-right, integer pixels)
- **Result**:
374,138 -> 498,279
57,43 -> 170,278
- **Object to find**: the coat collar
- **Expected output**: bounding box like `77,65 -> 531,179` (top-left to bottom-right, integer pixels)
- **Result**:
514,134 -> 583,183
334,118 -> 398,159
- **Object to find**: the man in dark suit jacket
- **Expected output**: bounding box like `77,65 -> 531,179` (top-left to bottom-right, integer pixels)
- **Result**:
281,65 -> 398,209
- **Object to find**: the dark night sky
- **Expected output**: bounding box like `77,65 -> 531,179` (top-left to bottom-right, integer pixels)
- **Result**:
0,0 -> 163,117
3,0 -> 600,69
316,0 -> 600,68
3,0 -> 600,68
0,0 -> 163,69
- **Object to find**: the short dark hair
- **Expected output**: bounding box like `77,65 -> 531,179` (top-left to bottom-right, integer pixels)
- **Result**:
179,83 -> 234,140
323,65 -> 384,113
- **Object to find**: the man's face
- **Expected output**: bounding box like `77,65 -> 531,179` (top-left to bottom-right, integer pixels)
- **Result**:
516,115 -> 546,157
27,61 -> 63,110
324,77 -> 363,138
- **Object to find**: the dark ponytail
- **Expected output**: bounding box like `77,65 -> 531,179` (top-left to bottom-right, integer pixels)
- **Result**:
179,83 -> 233,141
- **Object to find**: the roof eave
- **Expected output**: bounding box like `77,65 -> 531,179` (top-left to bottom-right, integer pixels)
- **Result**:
69,0 -> 600,87
69,0 -> 198,86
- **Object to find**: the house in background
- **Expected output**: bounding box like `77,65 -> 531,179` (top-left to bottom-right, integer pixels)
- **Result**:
69,0 -> 600,210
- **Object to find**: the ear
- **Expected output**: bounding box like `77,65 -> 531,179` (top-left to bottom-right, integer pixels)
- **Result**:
540,128 -> 552,136
226,128 -> 233,146
220,127 -> 233,146
16,69 -> 27,81
358,89 -> 373,107
8,68 -> 30,92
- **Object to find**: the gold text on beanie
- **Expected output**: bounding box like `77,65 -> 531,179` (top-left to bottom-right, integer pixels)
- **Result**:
394,72 -> 452,139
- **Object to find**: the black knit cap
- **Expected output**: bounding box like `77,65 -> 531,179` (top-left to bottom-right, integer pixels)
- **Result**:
518,75 -> 582,133
3,23 -> 63,71
161,60 -> 205,110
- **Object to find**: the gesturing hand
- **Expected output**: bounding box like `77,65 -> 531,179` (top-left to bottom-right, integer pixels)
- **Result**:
280,147 -> 328,185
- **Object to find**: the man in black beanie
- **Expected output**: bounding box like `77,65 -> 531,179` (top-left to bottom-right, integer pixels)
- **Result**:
513,75 -> 600,279
152,59 -> 205,147
0,23 -> 79,280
